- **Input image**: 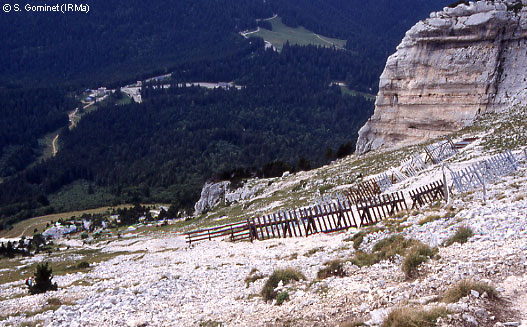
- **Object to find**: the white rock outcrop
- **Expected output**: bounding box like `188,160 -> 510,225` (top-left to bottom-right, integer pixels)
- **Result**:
194,180 -> 264,215
194,181 -> 230,215
357,0 -> 527,154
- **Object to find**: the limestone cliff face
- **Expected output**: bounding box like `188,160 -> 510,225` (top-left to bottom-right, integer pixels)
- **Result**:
357,0 -> 527,154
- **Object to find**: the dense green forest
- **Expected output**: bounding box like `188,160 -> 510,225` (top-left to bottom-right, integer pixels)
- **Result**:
0,0 -> 450,88
0,45 -> 374,227
0,88 -> 75,177
0,0 -> 452,227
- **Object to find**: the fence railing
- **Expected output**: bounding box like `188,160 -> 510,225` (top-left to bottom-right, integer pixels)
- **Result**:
425,137 -> 457,164
409,180 -> 445,208
451,150 -> 519,193
185,138 -> 487,245
185,190 -> 409,244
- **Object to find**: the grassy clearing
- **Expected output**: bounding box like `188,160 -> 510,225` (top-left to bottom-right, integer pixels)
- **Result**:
261,268 -> 306,302
442,279 -> 498,303
443,226 -> 473,246
382,306 -> 448,327
251,16 -> 346,51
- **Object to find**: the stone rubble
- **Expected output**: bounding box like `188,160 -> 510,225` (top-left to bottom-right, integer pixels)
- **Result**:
1,160 -> 526,326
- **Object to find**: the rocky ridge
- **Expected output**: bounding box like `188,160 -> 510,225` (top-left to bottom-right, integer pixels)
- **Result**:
357,0 -> 527,154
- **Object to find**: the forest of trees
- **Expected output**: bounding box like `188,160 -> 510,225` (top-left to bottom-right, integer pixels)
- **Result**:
0,45 -> 375,228
0,0 -> 452,228
0,88 -> 75,177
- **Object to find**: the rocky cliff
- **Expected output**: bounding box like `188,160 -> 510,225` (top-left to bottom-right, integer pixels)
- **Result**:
357,0 -> 527,154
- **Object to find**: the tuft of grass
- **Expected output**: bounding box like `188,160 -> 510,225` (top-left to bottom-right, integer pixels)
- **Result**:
340,320 -> 366,327
304,247 -> 324,257
443,226 -> 473,246
351,232 -> 365,250
382,306 -> 448,327
245,271 -> 266,288
442,279 -> 498,303
344,226 -> 385,250
261,268 -> 306,302
418,215 -> 441,226
276,291 -> 290,305
351,235 -> 417,267
317,259 -> 347,279
402,243 -> 437,279
46,297 -> 62,306
199,320 -> 223,327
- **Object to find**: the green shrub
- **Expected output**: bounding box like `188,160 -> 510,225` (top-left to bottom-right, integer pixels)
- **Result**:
261,268 -> 305,302
317,259 -> 346,279
383,306 -> 448,327
402,243 -> 437,279
27,262 -> 58,294
442,279 -> 498,303
443,226 -> 473,246
276,291 -> 290,305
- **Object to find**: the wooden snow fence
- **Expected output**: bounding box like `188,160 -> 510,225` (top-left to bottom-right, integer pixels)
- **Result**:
345,180 -> 381,204
409,180 -> 445,209
424,137 -> 457,164
185,191 -> 410,245
185,221 -> 252,245
355,191 -> 407,227
450,150 -> 519,193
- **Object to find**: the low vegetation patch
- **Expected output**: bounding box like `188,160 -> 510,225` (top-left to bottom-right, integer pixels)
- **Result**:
245,269 -> 266,288
317,259 -> 347,279
261,268 -> 306,302
304,246 -> 324,257
443,226 -> 473,246
199,320 -> 223,327
340,320 -> 366,327
344,226 -> 385,250
382,306 -> 448,327
350,235 -> 416,267
418,215 -> 442,226
276,291 -> 290,305
443,279 -> 498,303
402,243 -> 437,279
